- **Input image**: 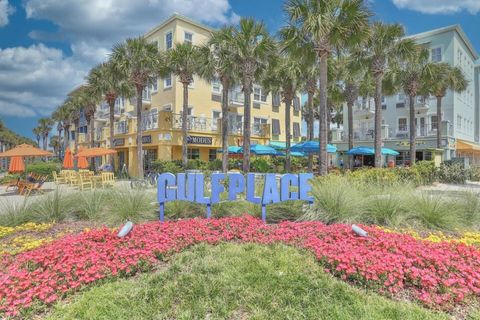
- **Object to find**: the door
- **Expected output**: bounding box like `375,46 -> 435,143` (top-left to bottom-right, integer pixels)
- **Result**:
143,149 -> 158,174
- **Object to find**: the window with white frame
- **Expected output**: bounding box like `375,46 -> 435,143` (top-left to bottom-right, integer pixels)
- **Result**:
431,47 -> 442,62
431,115 -> 438,130
142,86 -> 151,101
253,86 -> 267,103
212,110 -> 221,130
212,77 -> 221,93
165,31 -> 173,50
151,79 -> 158,92
164,74 -> 172,88
184,31 -> 193,44
398,118 -> 407,131
162,104 -> 172,111
397,93 -> 405,102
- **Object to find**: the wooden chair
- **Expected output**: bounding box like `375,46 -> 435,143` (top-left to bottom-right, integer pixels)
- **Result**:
69,172 -> 80,186
5,178 -> 20,191
52,171 -> 66,184
101,172 -> 115,188
22,176 -> 47,197
78,174 -> 93,191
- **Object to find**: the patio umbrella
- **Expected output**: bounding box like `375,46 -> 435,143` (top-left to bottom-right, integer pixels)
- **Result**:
218,146 -> 242,154
291,141 -> 337,154
63,147 -> 74,169
0,144 -> 53,158
75,147 -> 117,158
76,147 -> 89,169
8,156 -> 25,173
240,144 -> 279,156
347,146 -> 399,156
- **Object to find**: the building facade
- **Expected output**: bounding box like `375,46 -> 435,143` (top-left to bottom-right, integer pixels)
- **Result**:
334,25 -> 480,166
71,14 -> 302,176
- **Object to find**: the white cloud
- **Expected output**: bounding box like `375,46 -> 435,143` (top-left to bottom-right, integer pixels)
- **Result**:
392,0 -> 480,14
0,0 -> 15,27
0,44 -> 85,118
0,0 -> 238,119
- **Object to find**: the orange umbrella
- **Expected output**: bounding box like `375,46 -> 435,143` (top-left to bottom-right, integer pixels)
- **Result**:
76,148 -> 89,169
8,156 -> 25,173
63,147 -> 74,169
0,144 -> 53,158
75,147 -> 117,158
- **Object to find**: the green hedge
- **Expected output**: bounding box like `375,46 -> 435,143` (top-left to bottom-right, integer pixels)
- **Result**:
26,161 -> 61,180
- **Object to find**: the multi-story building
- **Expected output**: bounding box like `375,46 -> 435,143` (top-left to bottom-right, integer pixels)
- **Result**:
334,25 -> 480,166
72,14 -> 302,176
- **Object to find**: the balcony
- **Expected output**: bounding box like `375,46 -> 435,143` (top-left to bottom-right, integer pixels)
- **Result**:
172,114 -> 219,133
391,125 -> 436,139
229,87 -> 244,106
115,121 -> 129,135
353,106 -> 375,120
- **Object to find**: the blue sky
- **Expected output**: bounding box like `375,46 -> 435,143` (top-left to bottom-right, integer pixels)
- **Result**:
0,0 -> 479,139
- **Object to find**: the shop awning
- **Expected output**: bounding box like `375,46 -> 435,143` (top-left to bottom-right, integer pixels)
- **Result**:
456,140 -> 480,152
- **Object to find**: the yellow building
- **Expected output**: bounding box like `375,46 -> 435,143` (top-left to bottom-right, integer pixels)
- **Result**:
75,14 -> 302,176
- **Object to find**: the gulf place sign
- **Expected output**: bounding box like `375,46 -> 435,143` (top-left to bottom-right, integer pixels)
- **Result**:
157,172 -> 314,222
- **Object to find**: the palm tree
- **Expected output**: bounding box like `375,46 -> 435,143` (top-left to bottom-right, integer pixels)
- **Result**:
37,118 -> 54,150
87,61 -> 132,167
428,63 -> 468,148
32,127 -> 42,147
63,96 -> 83,152
285,0 -> 370,175
111,37 -> 159,178
231,18 -> 276,172
53,101 -> 74,156
164,43 -> 201,167
397,46 -> 435,165
74,87 -> 101,149
263,53 -> 303,171
197,27 -> 237,173
362,22 -> 415,167
49,135 -> 61,158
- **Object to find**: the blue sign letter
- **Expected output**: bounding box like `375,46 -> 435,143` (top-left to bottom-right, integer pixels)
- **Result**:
157,173 -> 176,202
228,173 -> 245,200
246,173 -> 261,204
299,173 -> 314,202
281,174 -> 299,201
262,173 -> 280,205
211,173 -> 225,203
177,173 -> 195,201
195,173 -> 210,204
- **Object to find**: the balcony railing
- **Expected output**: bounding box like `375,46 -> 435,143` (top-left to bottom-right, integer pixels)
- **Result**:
172,114 -> 219,132
115,121 -> 129,134
229,88 -> 244,105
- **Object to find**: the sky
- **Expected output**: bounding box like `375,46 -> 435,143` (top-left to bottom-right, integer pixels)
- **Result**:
0,0 -> 479,139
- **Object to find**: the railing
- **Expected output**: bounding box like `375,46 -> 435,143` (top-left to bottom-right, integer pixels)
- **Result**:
114,121 -> 129,134
229,88 -> 244,105
172,114 -> 218,132
141,110 -> 158,131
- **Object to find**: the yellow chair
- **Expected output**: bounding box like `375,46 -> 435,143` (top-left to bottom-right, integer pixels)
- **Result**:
78,174 -> 93,191
101,172 -> 115,188
52,171 -> 66,184
69,172 -> 80,186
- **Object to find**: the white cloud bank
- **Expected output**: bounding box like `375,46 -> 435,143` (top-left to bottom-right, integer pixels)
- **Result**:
0,0 -> 15,27
392,0 -> 480,14
0,0 -> 238,118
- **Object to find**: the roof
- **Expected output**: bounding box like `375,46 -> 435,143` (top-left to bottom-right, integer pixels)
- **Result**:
407,25 -> 479,60
144,13 -> 214,38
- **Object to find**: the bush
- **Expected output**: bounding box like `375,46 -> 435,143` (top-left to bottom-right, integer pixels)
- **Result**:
437,163 -> 468,184
105,188 -> 156,223
207,159 -> 222,171
467,166 -> 480,181
410,161 -> 436,185
250,157 -> 274,173
26,161 -> 61,180
150,160 -> 183,174
228,158 -> 242,171
347,168 -> 400,187
408,192 -> 461,230
0,174 -> 22,185
29,188 -> 76,223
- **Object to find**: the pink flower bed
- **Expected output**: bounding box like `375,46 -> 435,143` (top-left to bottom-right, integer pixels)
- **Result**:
1,215 -> 480,316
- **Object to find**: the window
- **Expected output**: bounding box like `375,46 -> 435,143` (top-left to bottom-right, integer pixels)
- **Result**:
457,115 -> 462,130
253,86 -> 267,103
141,108 -> 158,131
189,77 -> 194,89
151,79 -> 158,92
397,93 -> 405,102
272,119 -> 281,135
212,77 -> 221,93
180,107 -> 194,117
398,118 -> 407,131
272,93 -> 281,107
142,86 -> 151,101
184,31 -> 193,44
212,111 -> 221,130
431,115 -> 438,130
431,47 -> 442,62
293,97 -> 300,112
164,74 -> 172,88
293,122 -> 300,138
188,148 -> 200,160
208,149 -> 217,161
162,104 -> 172,112
165,31 -> 173,50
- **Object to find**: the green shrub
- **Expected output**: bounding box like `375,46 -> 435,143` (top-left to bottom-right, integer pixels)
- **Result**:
361,186 -> 410,227
29,188 -> 76,223
228,158 -> 242,171
0,173 -> 22,185
410,161 -> 436,185
408,192 -> 461,230
0,199 -> 31,226
437,163 -> 468,184
106,188 -> 156,223
150,160 -> 183,174
26,161 -> 61,180
347,168 -> 400,187
75,190 -> 108,221
467,166 -> 480,181
250,157 -> 274,173
207,159 -> 222,171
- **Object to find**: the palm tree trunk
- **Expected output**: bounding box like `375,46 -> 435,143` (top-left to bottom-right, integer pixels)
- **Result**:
182,83 -> 189,168
221,81 -> 229,173
347,101 -> 354,169
90,115 -> 95,168
109,100 -> 116,168
436,96 -> 443,148
63,125 -> 69,153
243,84 -> 252,172
136,87 -> 144,178
307,91 -> 314,172
318,54 -> 328,176
74,121 -> 79,153
285,97 -> 292,172
374,74 -> 383,168
409,95 -> 416,166
58,127 -> 62,158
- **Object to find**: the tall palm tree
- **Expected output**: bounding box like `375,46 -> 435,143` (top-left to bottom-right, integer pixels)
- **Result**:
198,27 -> 237,173
63,96 -> 83,152
164,43 -> 201,167
285,0 -> 370,175
49,135 -> 61,158
111,37 -> 159,178
397,46 -> 435,165
361,22 -> 415,167
263,53 -> 303,172
231,18 -> 276,172
74,87 -> 101,149
87,61 -> 132,167
37,118 -> 54,150
428,63 -> 468,148
54,101 -> 74,155
32,127 -> 42,147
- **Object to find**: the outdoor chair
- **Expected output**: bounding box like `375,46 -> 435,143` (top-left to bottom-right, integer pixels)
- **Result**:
101,172 -> 115,188
52,171 -> 66,184
5,178 -> 20,191
69,172 -> 80,186
22,176 -> 47,197
78,174 -> 93,191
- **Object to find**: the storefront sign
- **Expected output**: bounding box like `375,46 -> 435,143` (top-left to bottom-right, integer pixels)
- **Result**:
142,135 -> 152,144
113,138 -> 125,147
187,135 -> 212,145
157,172 -> 314,222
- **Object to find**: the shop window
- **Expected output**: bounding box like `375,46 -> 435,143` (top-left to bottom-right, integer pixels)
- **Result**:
209,149 -> 217,161
188,148 -> 200,160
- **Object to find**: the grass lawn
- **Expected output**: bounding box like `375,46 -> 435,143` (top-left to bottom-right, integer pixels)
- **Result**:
47,243 -> 448,320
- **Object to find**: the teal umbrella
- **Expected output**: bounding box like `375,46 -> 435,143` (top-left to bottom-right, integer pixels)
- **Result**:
240,144 -> 279,155
218,146 -> 242,154
291,141 -> 337,154
347,146 -> 399,156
